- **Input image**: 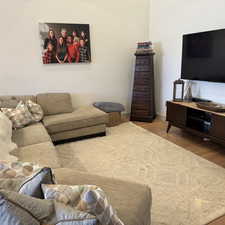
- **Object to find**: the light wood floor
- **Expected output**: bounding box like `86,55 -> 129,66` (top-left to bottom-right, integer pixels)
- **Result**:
129,117 -> 225,225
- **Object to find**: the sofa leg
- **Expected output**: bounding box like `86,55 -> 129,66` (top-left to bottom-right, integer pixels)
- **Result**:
53,132 -> 106,145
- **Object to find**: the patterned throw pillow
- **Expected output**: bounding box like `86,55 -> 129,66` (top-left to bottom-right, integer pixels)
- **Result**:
42,184 -> 124,225
1,101 -> 33,129
52,201 -> 97,225
25,100 -> 44,122
0,190 -> 97,225
0,161 -> 55,199
0,161 -> 41,179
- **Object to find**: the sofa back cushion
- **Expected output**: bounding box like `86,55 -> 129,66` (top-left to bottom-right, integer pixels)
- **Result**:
37,93 -> 73,116
0,96 -> 36,108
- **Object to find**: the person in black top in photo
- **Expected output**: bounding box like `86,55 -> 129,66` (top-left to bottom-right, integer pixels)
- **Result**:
56,36 -> 68,64
60,28 -> 67,44
44,29 -> 57,52
80,31 -> 88,44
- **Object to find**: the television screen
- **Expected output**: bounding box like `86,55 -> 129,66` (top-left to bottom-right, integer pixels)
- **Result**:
181,29 -> 225,83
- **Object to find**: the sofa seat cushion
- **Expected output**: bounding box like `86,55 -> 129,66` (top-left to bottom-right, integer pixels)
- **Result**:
14,142 -> 60,169
51,124 -> 106,142
43,106 -> 108,134
54,168 -> 151,225
12,123 -> 51,147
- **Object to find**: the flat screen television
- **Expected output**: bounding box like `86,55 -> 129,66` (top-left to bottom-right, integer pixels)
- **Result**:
181,28 -> 225,83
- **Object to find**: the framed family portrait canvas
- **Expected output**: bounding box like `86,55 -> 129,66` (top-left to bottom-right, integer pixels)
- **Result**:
39,23 -> 91,64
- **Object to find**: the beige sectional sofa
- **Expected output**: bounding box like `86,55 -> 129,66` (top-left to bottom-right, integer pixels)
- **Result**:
0,93 -> 152,225
0,93 -> 108,168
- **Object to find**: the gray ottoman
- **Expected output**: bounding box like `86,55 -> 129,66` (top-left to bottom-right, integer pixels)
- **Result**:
93,102 -> 125,127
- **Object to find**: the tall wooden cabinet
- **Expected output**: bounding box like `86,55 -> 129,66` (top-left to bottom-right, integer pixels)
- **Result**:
130,52 -> 156,122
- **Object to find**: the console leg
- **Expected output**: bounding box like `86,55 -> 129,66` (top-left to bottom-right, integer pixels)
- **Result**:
167,123 -> 171,133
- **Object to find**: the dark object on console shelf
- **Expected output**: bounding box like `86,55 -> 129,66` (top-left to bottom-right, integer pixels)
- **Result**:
186,108 -> 212,133
131,52 -> 156,122
196,102 -> 225,113
192,97 -> 212,103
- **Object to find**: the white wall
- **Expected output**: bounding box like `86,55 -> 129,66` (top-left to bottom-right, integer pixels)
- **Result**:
0,0 -> 149,112
150,0 -> 225,116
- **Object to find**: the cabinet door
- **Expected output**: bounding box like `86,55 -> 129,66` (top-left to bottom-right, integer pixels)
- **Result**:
209,114 -> 225,139
166,102 -> 187,126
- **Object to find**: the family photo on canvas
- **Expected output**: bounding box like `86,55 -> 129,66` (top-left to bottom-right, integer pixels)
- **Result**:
39,23 -> 91,64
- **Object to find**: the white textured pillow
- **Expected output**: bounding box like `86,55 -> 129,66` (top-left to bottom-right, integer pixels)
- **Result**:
0,112 -> 17,153
0,112 -> 18,162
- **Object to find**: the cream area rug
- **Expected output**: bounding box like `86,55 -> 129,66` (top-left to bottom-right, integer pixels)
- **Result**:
56,122 -> 225,225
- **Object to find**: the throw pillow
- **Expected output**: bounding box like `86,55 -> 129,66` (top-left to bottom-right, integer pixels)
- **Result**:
0,162 -> 55,198
0,112 -> 18,163
1,101 -> 33,129
0,190 -> 54,225
79,187 -> 124,225
0,112 -> 17,153
52,202 -> 97,225
25,100 -> 44,122
0,161 -> 41,179
42,184 -> 124,225
0,190 -> 97,225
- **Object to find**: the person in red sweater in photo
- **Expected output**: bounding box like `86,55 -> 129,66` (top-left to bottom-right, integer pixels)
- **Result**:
67,35 -> 80,63
43,42 -> 57,64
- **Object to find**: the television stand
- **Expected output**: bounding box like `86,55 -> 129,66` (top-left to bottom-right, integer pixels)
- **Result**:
166,101 -> 225,146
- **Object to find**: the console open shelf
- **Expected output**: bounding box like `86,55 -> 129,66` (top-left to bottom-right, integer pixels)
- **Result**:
166,101 -> 225,146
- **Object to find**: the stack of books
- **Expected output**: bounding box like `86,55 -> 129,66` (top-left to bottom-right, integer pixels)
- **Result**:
136,41 -> 154,54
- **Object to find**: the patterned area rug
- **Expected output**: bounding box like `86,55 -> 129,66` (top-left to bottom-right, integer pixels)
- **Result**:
56,122 -> 225,225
